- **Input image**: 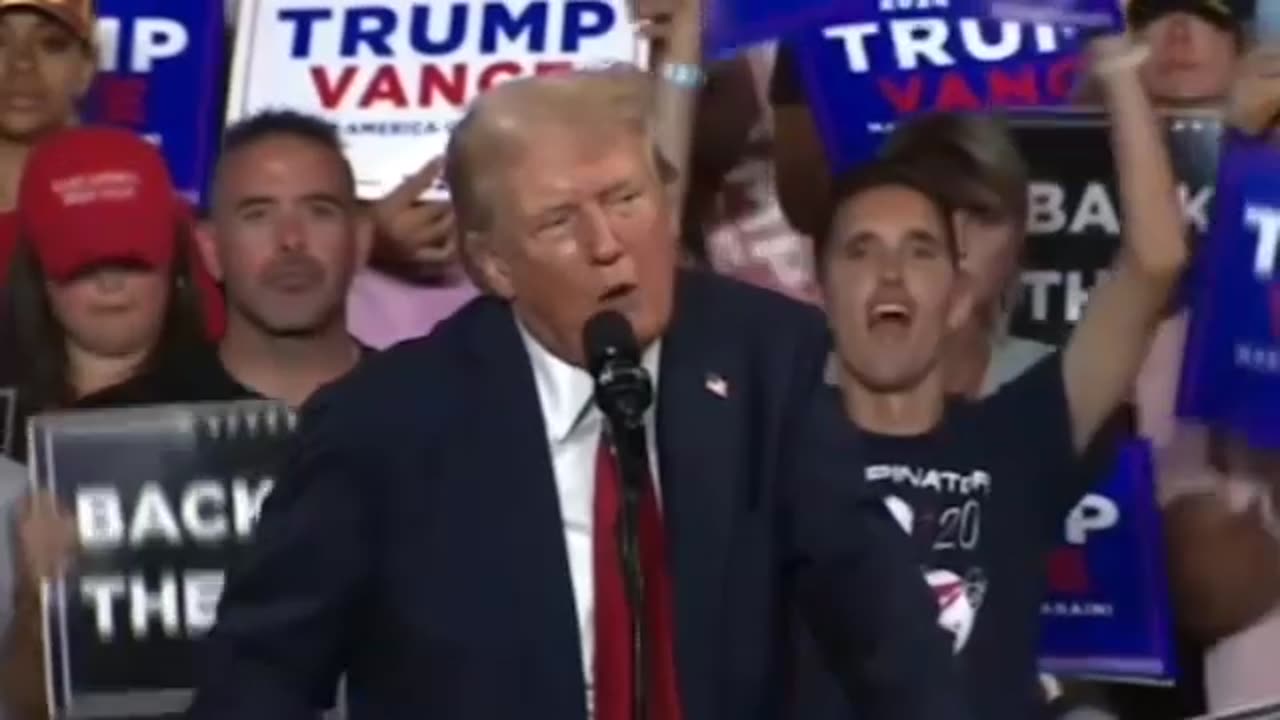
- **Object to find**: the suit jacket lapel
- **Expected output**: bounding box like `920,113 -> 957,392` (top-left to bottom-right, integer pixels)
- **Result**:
657,273 -> 745,719
464,299 -> 587,719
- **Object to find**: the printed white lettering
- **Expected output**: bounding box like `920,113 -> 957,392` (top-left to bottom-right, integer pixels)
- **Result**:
1019,270 -> 1108,324
1064,493 -> 1119,545
826,18 -> 1061,74
183,571 -> 225,636
80,576 -> 125,639
181,481 -> 228,543
94,17 -> 190,74
1180,185 -> 1214,235
824,23 -> 880,73
864,464 -> 992,496
934,499 -> 982,551
890,18 -> 952,70
1041,600 -> 1114,618
232,477 -> 275,537
1246,204 -> 1280,279
79,571 -> 229,641
958,21 -> 1023,63
1068,182 -> 1121,235
130,573 -> 180,638
880,0 -> 949,10
77,487 -> 125,551
130,483 -> 184,546
1028,182 -> 1067,235
1029,181 -> 1212,237
74,478 -> 275,551
1235,343 -> 1280,374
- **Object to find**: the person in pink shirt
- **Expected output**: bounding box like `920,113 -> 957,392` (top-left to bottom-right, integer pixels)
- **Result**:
348,157 -> 476,350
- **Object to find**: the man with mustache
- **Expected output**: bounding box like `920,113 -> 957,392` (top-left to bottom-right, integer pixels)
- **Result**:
0,111 -> 371,720
192,110 -> 373,408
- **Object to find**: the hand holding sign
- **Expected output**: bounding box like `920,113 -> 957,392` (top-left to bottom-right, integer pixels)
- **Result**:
17,491 -> 77,582
370,158 -> 459,280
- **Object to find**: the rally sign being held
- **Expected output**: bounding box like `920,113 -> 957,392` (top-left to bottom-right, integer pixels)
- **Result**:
1179,131 -> 1280,449
705,0 -> 843,57
86,0 -> 226,205
707,0 -> 1122,59
1039,438 -> 1178,684
1007,110 -> 1222,346
226,0 -> 642,200
30,401 -> 297,718
793,0 -> 1121,171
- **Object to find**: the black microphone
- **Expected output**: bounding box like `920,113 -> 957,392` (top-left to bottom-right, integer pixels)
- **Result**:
582,310 -> 652,720
583,310 -> 653,431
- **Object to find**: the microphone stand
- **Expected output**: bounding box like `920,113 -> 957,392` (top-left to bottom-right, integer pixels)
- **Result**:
606,419 -> 651,720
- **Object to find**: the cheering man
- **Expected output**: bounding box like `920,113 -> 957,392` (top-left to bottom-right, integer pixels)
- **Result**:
803,35 -> 1187,720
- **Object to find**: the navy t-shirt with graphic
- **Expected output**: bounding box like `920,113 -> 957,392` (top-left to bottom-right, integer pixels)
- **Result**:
792,353 -> 1108,720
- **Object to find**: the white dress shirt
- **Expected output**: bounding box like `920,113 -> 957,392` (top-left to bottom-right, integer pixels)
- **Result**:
516,320 -> 661,717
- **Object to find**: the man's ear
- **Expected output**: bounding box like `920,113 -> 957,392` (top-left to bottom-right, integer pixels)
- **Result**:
465,230 -> 515,299
194,221 -> 223,283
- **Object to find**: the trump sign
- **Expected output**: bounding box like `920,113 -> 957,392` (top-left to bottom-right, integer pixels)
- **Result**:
1039,438 -> 1177,684
226,0 -> 641,200
86,0 -> 225,205
1180,131 -> 1280,449
793,0 -> 1119,171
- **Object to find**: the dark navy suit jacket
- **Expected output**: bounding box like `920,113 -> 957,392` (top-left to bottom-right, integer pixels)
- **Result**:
187,271 -> 966,720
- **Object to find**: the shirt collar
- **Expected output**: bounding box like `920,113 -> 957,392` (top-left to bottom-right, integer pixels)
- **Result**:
517,317 -> 661,444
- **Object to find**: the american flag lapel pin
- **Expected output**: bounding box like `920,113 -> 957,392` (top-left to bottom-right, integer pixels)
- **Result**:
705,373 -> 729,399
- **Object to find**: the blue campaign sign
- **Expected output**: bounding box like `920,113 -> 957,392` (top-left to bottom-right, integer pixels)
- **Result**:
706,0 -> 852,57
1179,132 -> 1280,450
706,0 -> 1120,57
794,2 -> 1110,172
982,0 -> 1122,29
85,0 -> 226,206
1039,439 -> 1177,683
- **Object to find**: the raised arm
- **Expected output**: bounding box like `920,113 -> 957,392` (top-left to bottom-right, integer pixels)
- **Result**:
641,0 -> 702,206
1062,36 -> 1189,452
188,393 -> 373,720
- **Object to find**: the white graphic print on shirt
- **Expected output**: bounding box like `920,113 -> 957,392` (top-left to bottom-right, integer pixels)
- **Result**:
872,462 -> 992,655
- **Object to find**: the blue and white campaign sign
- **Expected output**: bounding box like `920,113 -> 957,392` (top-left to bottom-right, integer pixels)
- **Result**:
1039,439 -> 1177,684
85,0 -> 225,206
1179,132 -> 1280,450
707,0 -> 1120,57
794,0 -> 1117,171
226,0 -> 642,200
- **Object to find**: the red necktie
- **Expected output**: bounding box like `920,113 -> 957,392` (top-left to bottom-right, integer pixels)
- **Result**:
593,437 -> 683,720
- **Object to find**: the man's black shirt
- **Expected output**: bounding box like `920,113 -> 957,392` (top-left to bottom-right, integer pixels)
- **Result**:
795,354 -> 1127,720
79,349 -> 262,408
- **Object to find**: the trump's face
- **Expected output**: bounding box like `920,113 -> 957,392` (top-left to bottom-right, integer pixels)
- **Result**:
475,126 -> 678,366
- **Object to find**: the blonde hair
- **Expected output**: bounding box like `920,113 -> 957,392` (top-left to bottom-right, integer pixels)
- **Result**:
444,65 -> 669,235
